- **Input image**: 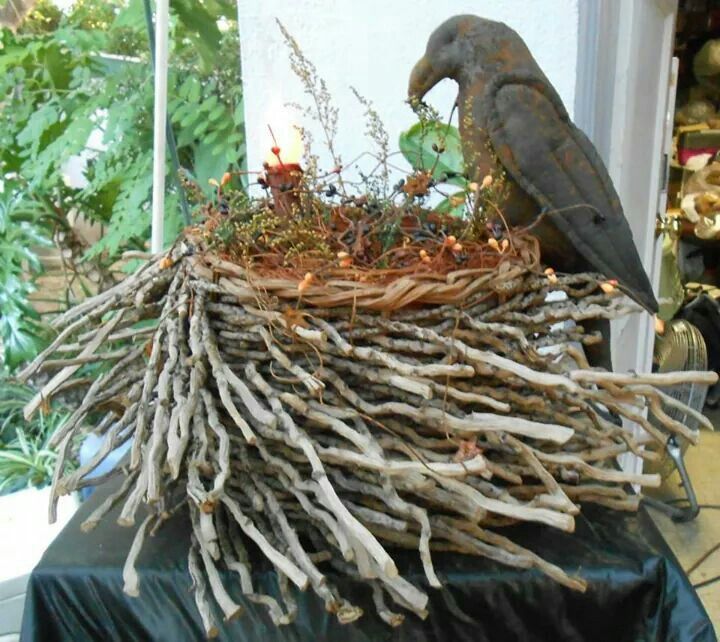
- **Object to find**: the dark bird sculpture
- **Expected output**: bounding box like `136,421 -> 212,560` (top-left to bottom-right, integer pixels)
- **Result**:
409,15 -> 658,370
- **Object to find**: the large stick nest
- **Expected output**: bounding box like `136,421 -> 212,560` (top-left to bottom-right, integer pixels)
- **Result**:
20,233 -> 716,635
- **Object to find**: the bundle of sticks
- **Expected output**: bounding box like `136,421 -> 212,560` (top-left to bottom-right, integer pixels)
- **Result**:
20,239 -> 716,635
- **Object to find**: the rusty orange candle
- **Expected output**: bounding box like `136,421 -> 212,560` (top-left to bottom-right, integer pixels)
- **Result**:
263,119 -> 304,217
263,159 -> 303,218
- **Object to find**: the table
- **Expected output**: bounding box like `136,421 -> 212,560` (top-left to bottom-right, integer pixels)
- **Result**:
20,479 -> 716,642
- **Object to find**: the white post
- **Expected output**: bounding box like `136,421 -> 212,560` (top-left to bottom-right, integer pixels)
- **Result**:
150,0 -> 170,254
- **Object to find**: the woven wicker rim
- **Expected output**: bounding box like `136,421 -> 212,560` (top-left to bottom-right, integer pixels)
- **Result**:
194,254 -> 535,311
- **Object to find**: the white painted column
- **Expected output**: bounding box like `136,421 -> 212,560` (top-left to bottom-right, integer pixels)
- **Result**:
150,0 -> 170,254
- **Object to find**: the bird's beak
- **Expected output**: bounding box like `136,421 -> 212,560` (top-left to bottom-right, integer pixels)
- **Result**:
408,55 -> 441,102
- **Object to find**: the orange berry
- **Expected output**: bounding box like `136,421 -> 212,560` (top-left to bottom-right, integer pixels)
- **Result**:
452,243 -> 463,253
655,316 -> 665,335
488,238 -> 500,250
444,235 -> 457,247
221,172 -> 232,186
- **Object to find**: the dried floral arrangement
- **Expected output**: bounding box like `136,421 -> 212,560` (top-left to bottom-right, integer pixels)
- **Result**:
20,22 -> 717,636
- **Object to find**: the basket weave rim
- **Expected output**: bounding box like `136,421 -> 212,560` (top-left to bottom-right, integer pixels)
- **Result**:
193,252 -> 535,312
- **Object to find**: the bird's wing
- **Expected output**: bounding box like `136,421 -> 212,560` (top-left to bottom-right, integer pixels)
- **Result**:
483,71 -> 658,312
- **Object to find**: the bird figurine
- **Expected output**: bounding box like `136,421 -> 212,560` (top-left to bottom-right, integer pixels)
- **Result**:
408,15 -> 658,370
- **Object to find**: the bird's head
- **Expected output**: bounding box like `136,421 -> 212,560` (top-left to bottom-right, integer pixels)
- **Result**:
408,15 -> 527,101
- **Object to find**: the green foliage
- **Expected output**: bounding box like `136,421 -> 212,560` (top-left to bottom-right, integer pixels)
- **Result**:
0,0 -> 246,263
0,0 -> 245,378
0,379 -> 69,495
398,121 -> 468,216
398,121 -> 466,184
0,187 -> 53,370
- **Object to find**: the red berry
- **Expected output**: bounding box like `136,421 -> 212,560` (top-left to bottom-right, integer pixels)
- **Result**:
271,146 -> 281,156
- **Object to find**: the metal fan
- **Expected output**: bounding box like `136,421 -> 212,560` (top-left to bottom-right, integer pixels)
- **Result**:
644,319 -> 710,522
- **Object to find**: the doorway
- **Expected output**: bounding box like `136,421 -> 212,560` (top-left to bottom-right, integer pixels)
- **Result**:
580,0 -> 720,623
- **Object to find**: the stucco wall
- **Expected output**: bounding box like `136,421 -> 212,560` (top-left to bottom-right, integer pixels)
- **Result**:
238,0 -> 580,182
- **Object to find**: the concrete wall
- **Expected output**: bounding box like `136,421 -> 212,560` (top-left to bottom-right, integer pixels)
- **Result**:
238,0 -> 581,183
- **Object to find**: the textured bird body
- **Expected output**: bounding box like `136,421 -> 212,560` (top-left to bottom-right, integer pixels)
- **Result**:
409,15 -> 659,318
458,74 -> 579,270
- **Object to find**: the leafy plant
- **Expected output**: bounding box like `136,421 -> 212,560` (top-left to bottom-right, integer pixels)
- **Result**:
399,121 -> 469,216
0,378 -> 69,495
0,0 -> 246,265
399,121 -> 465,184
0,186 -> 53,370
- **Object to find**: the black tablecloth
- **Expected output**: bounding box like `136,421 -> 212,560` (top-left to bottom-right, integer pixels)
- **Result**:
21,479 -> 716,642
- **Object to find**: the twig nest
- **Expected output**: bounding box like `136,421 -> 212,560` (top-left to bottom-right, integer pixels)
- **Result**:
19,237 -> 714,634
